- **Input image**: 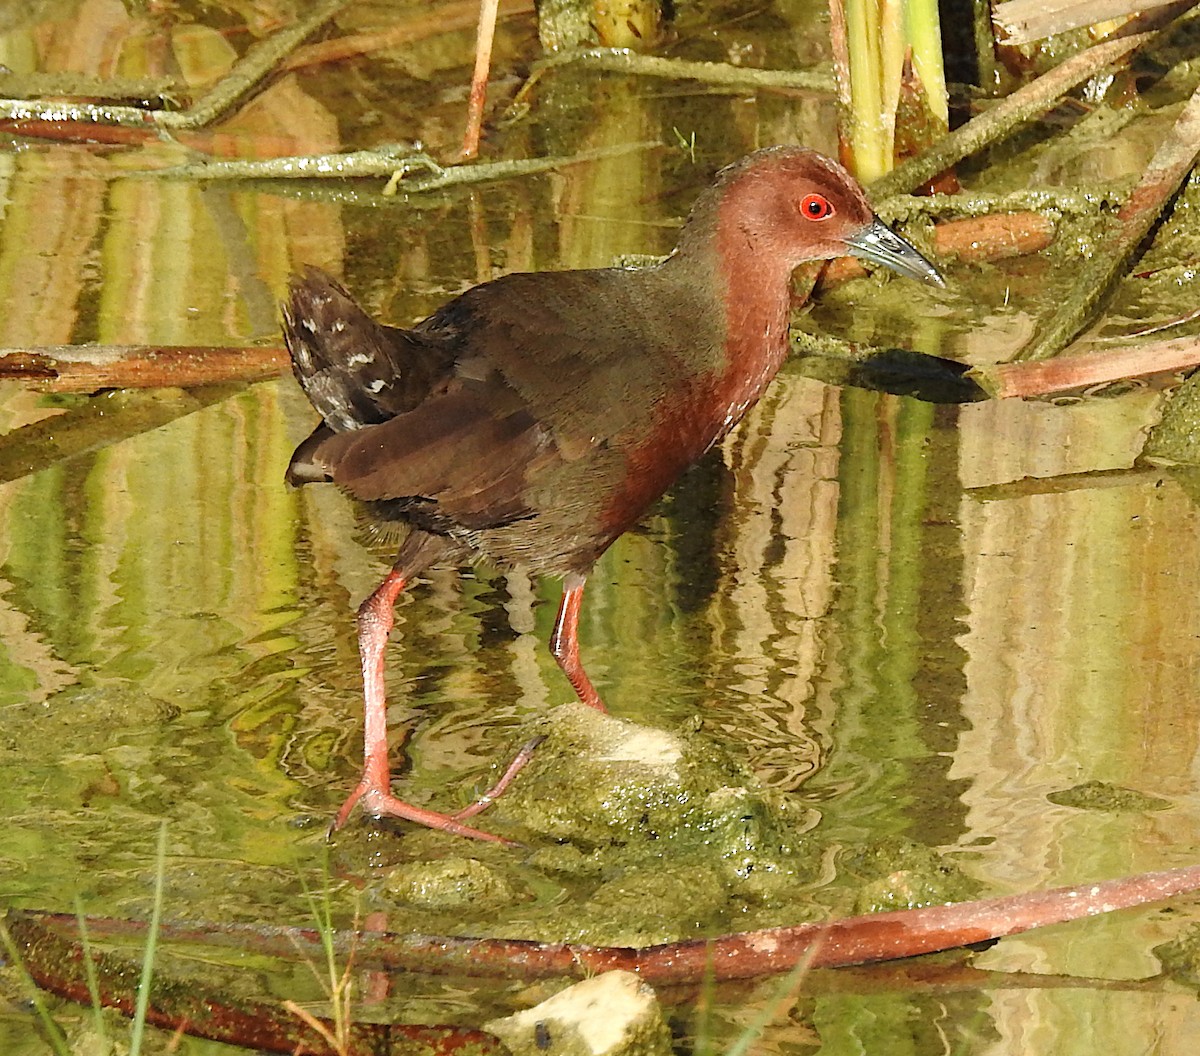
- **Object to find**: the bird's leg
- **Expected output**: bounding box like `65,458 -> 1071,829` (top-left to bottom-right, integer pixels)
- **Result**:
549,571 -> 607,712
330,532 -> 517,845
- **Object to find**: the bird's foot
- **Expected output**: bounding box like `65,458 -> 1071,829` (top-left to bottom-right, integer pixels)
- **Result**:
328,780 -> 517,846
451,735 -> 546,821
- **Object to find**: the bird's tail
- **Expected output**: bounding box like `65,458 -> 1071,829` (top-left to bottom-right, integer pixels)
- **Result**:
282,266 -> 399,433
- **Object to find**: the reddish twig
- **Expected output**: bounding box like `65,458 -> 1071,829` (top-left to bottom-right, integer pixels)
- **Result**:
461,0 -> 502,160
2,323 -> 1193,405
974,335 -> 1200,398
284,0 -> 534,72
17,863 -> 1200,985
9,865 -> 1196,1048
5,911 -> 503,1056
0,344 -> 289,392
931,211 -> 1056,260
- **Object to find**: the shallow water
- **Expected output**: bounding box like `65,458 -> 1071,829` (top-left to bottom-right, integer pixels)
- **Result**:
1,2 -> 1200,1054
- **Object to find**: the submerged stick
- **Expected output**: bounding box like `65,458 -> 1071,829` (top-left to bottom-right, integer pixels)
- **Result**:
521,48 -> 834,95
968,466 -> 1166,502
285,0 -> 534,72
5,912 -> 504,1056
0,387 -> 240,485
18,863 -> 1200,985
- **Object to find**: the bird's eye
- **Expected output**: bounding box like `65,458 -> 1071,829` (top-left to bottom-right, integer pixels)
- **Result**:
800,193 -> 834,220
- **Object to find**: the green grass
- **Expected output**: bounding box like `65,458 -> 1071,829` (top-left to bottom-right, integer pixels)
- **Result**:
0,819 -> 169,1056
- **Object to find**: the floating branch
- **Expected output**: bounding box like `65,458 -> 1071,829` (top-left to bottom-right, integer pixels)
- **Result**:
7,896 -> 1183,1054
975,335 -> 1200,397
0,344 -> 289,391
146,141 -> 660,194
0,0 -> 344,132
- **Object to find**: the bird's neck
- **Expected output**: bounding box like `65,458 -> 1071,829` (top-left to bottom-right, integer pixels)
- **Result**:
719,237 -> 794,409
667,212 -> 797,436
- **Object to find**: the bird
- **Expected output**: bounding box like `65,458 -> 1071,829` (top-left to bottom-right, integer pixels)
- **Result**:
283,145 -> 945,843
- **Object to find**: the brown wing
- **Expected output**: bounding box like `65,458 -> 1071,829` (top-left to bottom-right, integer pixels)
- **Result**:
415,268 -> 709,447
299,371 -> 558,532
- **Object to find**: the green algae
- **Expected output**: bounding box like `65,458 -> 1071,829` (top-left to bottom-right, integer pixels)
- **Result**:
1153,923 -> 1200,988
1144,372 -> 1200,465
1046,780 -> 1172,813
836,837 -> 981,915
489,702 -> 807,859
383,856 -> 517,910
472,702 -> 823,944
342,705 -> 983,950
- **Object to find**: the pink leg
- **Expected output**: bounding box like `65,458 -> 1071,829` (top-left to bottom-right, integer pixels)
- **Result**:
549,571 -> 607,712
330,533 -> 518,844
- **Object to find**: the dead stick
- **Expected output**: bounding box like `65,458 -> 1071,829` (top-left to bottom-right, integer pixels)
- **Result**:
0,344 -> 289,391
1015,78 -> 1200,361
993,0 -> 1195,46
975,335 -> 1200,397
285,0 -> 534,72
22,863 -> 1200,984
462,0 -> 501,160
869,29 -> 1158,199
0,0 -> 344,131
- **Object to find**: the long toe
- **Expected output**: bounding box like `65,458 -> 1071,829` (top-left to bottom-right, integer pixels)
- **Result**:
451,734 -> 547,822
334,782 -> 517,846
329,778 -> 372,836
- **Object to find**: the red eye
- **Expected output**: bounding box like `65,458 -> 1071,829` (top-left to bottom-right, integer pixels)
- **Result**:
801,193 -> 834,220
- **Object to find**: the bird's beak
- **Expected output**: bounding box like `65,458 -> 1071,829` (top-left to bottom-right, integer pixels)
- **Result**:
845,218 -> 946,288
